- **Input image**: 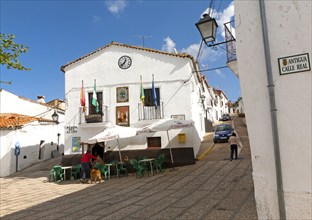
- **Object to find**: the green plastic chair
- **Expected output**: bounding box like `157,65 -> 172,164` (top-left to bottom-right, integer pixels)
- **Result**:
111,160 -> 120,177
153,154 -> 165,174
95,164 -> 109,180
71,164 -> 82,180
118,163 -> 128,177
130,159 -> 146,178
48,169 -> 55,182
52,166 -> 64,182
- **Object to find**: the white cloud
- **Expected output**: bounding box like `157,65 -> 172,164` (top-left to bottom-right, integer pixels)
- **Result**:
181,42 -> 224,62
161,36 -> 176,53
215,69 -> 225,78
92,15 -> 101,23
106,0 -> 127,15
160,38 -> 224,63
218,2 -> 235,38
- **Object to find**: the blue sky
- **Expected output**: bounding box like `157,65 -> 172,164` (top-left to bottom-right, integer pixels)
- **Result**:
0,0 -> 240,102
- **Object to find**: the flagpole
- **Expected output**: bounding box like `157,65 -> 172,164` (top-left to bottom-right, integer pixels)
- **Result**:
152,74 -> 157,110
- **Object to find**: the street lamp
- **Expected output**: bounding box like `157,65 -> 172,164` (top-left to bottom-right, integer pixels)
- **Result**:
195,13 -> 235,47
51,111 -> 59,124
195,14 -> 218,45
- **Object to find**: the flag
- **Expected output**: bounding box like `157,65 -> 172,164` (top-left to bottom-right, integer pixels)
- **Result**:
80,80 -> 86,112
152,74 -> 158,109
92,79 -> 99,113
140,75 -> 145,105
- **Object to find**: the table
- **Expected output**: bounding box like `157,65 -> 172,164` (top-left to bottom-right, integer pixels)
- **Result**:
139,158 -> 156,175
105,163 -> 120,179
61,166 -> 72,181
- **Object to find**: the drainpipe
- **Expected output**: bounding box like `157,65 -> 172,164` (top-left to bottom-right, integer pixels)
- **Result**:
259,1 -> 286,219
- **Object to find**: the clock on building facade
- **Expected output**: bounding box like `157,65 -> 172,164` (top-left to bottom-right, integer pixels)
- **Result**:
118,55 -> 132,69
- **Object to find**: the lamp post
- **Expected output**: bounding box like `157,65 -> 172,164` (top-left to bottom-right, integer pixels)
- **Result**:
57,133 -> 60,151
195,13 -> 235,47
51,111 -> 59,124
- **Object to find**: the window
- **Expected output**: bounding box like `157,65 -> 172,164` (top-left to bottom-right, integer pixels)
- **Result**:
147,137 -> 161,148
144,88 -> 160,107
88,92 -> 103,114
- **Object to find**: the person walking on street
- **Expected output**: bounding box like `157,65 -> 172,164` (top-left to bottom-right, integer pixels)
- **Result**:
80,149 -> 97,183
228,133 -> 240,161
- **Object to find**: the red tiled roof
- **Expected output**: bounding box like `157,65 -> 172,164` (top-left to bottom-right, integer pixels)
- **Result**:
0,113 -> 53,129
60,42 -> 194,72
214,89 -> 228,100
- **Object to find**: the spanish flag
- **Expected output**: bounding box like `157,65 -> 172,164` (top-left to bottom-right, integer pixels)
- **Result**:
80,80 -> 86,112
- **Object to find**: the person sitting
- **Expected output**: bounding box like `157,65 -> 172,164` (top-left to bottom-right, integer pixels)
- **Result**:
93,155 -> 104,169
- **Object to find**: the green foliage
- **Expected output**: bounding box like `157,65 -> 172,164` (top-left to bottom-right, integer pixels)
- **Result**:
232,97 -> 242,108
0,33 -> 31,71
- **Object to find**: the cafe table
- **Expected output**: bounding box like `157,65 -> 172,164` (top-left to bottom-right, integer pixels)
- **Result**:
105,162 -> 120,179
61,166 -> 73,181
139,158 -> 156,175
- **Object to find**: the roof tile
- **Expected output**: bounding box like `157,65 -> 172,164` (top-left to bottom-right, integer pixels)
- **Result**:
0,113 -> 53,129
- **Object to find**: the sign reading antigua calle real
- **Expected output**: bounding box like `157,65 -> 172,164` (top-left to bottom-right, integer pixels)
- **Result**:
278,53 -> 311,75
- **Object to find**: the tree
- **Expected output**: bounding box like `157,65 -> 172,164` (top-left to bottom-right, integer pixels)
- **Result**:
232,97 -> 242,108
0,33 -> 31,71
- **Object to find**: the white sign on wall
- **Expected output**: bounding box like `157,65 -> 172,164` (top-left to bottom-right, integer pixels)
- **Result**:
278,53 -> 311,75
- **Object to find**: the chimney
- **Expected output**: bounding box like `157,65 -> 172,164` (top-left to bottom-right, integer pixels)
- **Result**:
37,96 -> 46,103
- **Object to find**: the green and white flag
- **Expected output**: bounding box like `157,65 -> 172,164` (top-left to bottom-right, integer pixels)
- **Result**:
92,79 -> 99,113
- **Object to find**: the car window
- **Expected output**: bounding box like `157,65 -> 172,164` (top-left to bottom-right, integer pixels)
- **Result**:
216,125 -> 231,131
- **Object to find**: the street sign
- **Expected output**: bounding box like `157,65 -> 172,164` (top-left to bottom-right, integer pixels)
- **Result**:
278,53 -> 311,75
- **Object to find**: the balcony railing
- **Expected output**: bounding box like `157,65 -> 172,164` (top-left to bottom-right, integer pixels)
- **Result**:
79,105 -> 108,124
224,21 -> 236,63
138,102 -> 164,120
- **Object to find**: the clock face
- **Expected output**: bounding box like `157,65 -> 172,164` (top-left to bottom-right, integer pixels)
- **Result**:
118,55 -> 132,69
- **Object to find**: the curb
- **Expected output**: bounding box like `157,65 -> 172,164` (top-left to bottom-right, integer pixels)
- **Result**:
196,143 -> 215,161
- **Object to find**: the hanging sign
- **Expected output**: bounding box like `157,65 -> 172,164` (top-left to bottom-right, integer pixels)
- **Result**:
66,126 -> 77,133
278,53 -> 311,75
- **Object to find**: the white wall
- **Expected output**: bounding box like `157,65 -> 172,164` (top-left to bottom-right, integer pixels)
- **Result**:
0,90 -> 65,177
0,122 -> 63,177
234,0 -> 311,219
0,90 -> 63,121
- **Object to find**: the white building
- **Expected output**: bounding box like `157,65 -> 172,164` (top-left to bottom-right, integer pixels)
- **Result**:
234,1 -> 311,219
0,89 -> 65,177
61,42 -> 213,165
212,89 -> 229,121
201,77 -> 216,130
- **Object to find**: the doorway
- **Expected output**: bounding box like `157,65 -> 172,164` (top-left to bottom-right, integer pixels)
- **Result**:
91,143 -> 104,160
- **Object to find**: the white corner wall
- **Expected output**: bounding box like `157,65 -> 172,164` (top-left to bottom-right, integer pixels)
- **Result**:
0,123 -> 63,177
234,0 -> 311,219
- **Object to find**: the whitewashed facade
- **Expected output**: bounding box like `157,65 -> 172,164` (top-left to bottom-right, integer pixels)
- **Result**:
213,89 -> 229,121
61,42 -> 208,159
0,90 -> 65,177
234,0 -> 311,219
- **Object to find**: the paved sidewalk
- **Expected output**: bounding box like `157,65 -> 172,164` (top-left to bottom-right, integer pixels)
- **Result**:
0,116 -> 257,220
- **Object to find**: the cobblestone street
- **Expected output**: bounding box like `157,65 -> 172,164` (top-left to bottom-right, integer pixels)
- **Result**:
0,116 -> 257,220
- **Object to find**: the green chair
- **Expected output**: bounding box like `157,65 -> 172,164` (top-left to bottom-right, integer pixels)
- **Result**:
51,166 -> 64,182
95,164 -> 109,180
111,160 -> 120,177
118,163 -> 128,177
71,164 -> 82,180
48,169 -> 55,182
153,154 -> 165,174
130,159 -> 146,178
